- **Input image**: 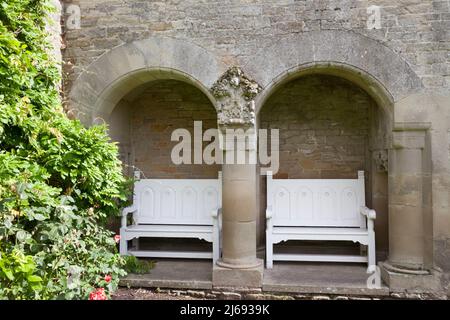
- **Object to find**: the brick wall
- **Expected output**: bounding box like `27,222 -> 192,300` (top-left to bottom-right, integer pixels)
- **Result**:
113,80 -> 220,179
259,74 -> 374,179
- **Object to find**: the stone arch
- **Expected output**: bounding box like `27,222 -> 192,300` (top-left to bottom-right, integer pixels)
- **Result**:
242,30 -> 423,115
249,31 -> 425,255
68,37 -> 226,124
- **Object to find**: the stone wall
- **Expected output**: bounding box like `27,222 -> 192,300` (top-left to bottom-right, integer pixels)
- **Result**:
61,0 -> 450,96
109,80 -> 219,179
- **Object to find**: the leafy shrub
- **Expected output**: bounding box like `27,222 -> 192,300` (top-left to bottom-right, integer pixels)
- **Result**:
0,0 -> 130,299
123,255 -> 155,275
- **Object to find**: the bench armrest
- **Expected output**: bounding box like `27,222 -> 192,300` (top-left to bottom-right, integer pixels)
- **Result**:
360,206 -> 376,220
212,208 -> 222,231
266,206 -> 273,219
121,205 -> 137,228
211,207 -> 222,219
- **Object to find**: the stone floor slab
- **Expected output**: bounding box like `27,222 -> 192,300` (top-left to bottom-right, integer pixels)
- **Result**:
263,261 -> 389,296
120,259 -> 213,290
120,258 -> 390,296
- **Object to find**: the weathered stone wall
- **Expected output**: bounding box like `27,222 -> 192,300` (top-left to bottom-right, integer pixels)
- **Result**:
109,80 -> 219,179
61,0 -> 450,96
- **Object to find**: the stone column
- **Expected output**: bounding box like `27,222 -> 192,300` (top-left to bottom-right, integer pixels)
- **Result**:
381,124 -> 437,290
210,67 -> 264,287
219,127 -> 260,268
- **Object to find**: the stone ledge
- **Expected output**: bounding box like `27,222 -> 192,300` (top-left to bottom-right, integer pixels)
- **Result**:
114,287 -> 445,300
120,277 -> 212,290
262,283 -> 389,297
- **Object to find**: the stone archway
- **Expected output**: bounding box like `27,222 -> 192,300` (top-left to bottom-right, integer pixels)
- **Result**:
68,37 -> 226,264
243,30 -> 423,107
240,31 -> 436,290
258,73 -> 389,260
68,37 -> 226,125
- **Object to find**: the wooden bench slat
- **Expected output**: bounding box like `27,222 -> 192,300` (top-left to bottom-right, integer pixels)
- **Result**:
273,253 -> 368,263
128,250 -> 213,259
272,227 -> 369,235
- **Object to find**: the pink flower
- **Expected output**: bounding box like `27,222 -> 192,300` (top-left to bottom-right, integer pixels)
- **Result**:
89,288 -> 107,300
104,275 -> 112,283
114,235 -> 120,243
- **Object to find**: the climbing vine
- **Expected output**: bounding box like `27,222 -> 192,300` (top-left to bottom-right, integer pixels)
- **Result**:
0,0 -> 129,299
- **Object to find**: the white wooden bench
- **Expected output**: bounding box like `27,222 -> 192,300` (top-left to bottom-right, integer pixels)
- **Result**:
120,172 -> 222,264
266,171 -> 376,272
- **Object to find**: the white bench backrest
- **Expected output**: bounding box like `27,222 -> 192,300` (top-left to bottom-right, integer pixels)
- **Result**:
133,173 -> 222,225
267,171 -> 366,228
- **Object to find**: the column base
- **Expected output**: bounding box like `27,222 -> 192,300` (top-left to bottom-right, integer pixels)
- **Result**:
379,262 -> 441,293
213,258 -> 264,288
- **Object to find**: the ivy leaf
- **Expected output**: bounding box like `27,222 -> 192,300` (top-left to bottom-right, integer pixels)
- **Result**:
16,230 -> 27,242
3,269 -> 14,281
27,275 -> 42,283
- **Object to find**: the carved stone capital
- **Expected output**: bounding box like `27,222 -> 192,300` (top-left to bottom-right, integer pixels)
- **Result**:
211,66 -> 262,127
391,130 -> 427,150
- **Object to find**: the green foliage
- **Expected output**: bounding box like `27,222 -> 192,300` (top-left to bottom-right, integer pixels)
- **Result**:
123,255 -> 154,275
0,0 -> 130,299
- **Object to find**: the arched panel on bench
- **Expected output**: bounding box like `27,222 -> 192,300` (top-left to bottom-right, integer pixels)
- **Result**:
138,186 -> 156,223
160,187 -> 177,220
318,187 -> 337,223
295,187 -> 314,222
182,187 -> 198,219
340,187 -> 359,222
201,186 -> 219,221
273,187 -> 291,221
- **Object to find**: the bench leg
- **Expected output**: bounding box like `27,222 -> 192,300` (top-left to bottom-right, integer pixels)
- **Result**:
266,231 -> 273,269
119,230 -> 128,256
212,221 -> 220,265
367,228 -> 376,273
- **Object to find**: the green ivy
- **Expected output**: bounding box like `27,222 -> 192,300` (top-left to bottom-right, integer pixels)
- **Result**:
0,0 -> 130,299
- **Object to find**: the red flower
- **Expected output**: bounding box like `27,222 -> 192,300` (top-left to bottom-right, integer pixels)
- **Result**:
89,288 -> 107,300
114,235 -> 120,243
104,275 -> 112,283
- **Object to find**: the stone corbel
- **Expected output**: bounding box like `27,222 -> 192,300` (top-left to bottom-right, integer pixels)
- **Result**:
211,66 -> 262,127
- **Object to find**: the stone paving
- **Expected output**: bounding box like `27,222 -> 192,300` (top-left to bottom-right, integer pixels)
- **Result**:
113,287 -> 444,300
118,259 -> 447,300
